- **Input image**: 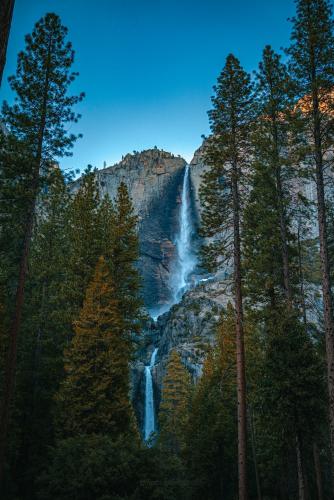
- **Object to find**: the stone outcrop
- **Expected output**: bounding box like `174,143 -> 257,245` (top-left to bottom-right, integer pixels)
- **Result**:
189,142 -> 210,215
133,277 -> 232,434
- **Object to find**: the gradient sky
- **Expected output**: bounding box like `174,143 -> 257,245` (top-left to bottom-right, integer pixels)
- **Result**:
1,0 -> 296,172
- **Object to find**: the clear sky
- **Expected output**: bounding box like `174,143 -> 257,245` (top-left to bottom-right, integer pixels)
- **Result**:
1,0 -> 296,172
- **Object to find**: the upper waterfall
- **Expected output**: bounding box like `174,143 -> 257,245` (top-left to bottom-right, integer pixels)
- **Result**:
171,164 -> 197,303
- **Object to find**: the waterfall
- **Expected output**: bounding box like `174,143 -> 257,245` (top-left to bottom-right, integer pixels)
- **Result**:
171,164 -> 197,303
144,347 -> 158,442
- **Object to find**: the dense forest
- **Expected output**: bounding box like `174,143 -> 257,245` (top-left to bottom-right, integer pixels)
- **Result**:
1,0 -> 334,499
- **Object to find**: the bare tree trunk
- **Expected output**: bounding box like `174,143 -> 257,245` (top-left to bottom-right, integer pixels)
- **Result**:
232,158 -> 248,500
249,406 -> 262,500
0,32 -> 52,485
0,190 -> 37,485
297,222 -> 307,326
313,442 -> 323,500
296,435 -> 306,500
0,0 -> 15,86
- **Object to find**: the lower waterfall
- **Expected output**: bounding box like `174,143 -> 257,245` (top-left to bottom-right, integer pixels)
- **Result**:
144,348 -> 158,442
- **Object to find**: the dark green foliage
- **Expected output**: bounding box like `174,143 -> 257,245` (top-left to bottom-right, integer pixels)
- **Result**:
2,12 -> 84,160
56,256 -> 134,438
103,182 -> 144,336
185,312 -> 238,500
38,435 -> 188,500
199,54 -> 254,272
159,350 -> 191,453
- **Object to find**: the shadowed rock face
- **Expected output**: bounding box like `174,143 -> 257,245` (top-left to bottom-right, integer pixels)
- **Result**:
74,147 -> 206,310
93,149 -> 191,310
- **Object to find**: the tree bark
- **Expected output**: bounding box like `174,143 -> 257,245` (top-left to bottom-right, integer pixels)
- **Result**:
232,158 -> 248,500
249,406 -> 262,500
0,0 -> 15,86
296,435 -> 306,500
313,442 -> 323,500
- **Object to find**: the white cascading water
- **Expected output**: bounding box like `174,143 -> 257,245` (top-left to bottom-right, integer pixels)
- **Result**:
171,164 -> 197,303
144,347 -> 158,442
144,166 -> 197,441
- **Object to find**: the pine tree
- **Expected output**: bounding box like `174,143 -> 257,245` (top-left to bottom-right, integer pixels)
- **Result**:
9,169 -> 72,496
200,54 -> 254,499
159,350 -> 191,453
251,46 -> 296,304
56,256 -> 134,438
64,167 -> 101,321
110,182 -> 143,336
287,0 -> 334,480
0,13 -> 83,481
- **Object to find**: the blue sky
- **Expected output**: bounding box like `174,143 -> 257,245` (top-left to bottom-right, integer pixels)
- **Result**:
1,0 -> 296,171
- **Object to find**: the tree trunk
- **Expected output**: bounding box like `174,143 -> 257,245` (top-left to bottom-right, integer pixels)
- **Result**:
0,192 -> 37,485
232,159 -> 248,500
313,442 -> 323,500
249,406 -> 262,500
296,435 -> 306,500
0,0 -> 15,86
0,32 -> 53,485
297,222 -> 308,326
271,115 -> 292,304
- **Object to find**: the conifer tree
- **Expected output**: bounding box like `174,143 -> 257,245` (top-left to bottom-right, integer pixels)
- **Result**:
111,182 -> 143,336
10,169 -> 71,495
247,46 -> 296,305
186,307 -> 238,499
56,256 -> 134,438
159,350 -> 191,453
65,167 -> 101,321
200,54 -> 254,499
0,13 -> 83,481
287,0 -> 334,478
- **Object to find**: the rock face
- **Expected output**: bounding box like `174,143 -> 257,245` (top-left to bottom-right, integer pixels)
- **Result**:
189,143 -> 210,215
75,143 -> 220,435
133,277 -> 232,434
82,149 -> 190,310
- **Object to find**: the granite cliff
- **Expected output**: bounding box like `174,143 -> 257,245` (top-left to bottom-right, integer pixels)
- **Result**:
91,148 -> 201,312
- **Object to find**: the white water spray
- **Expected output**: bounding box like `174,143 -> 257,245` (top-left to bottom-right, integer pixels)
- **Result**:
144,348 -> 158,442
171,164 -> 197,303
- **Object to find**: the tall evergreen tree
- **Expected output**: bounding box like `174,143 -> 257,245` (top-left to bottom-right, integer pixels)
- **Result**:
186,307 -> 238,500
9,169 -> 71,497
110,182 -> 143,336
200,54 -> 254,500
56,256 -> 134,438
159,350 -> 191,454
287,0 -> 334,481
0,13 -> 83,481
64,167 -> 101,322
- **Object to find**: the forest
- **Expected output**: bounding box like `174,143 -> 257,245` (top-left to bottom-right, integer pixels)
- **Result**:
1,0 -> 334,499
